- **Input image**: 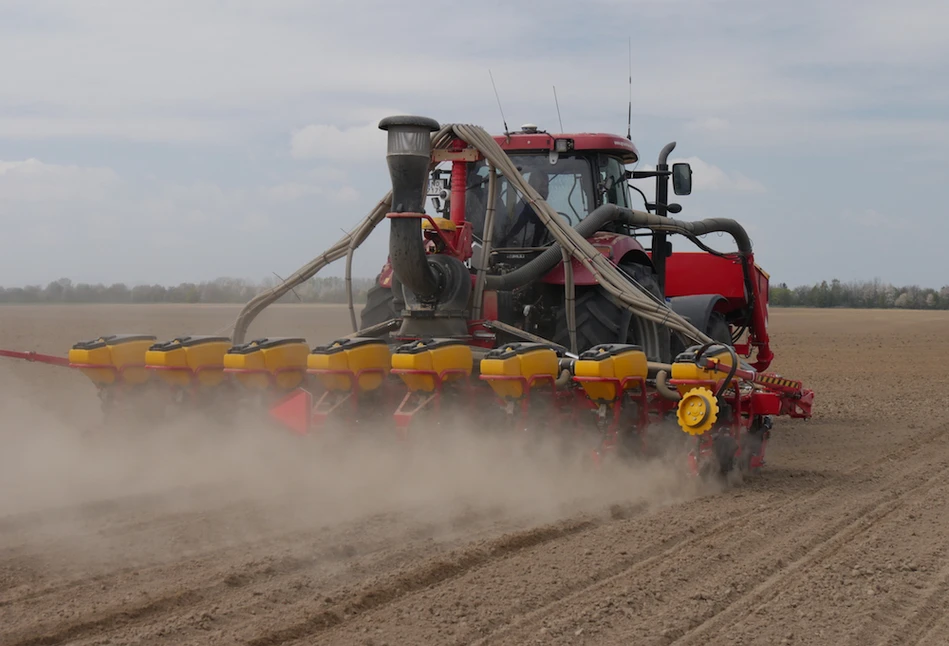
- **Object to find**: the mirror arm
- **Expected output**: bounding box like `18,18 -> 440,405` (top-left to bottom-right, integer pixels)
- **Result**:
627,169 -> 670,179
629,185 -> 651,211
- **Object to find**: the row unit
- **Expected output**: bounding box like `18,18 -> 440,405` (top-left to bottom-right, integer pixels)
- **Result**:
67,333 -> 730,402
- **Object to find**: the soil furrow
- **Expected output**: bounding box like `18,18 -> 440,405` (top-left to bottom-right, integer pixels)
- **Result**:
6,590 -> 204,646
0,506 -> 533,644
243,517 -> 601,646
457,429 -> 949,645
873,561 -> 949,646
669,461 -> 949,644
109,509 -> 557,645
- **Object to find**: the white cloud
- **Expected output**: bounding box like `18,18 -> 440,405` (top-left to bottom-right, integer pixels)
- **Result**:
265,182 -> 323,202
0,154 -> 380,285
794,0 -> 949,67
238,212 -> 272,232
2,1 -> 940,145
673,157 -> 766,193
685,117 -> 729,133
0,117 -> 232,143
333,186 -> 360,203
264,181 -> 361,203
290,122 -> 387,162
308,166 -> 350,183
628,157 -> 764,202
84,214 -> 124,242
0,0 -> 941,157
0,159 -> 118,204
691,117 -> 949,151
840,208 -> 904,230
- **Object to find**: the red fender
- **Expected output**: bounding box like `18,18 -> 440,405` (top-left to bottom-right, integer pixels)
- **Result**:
541,232 -> 649,285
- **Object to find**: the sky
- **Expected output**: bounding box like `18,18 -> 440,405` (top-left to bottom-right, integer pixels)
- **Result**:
1,0 -> 947,289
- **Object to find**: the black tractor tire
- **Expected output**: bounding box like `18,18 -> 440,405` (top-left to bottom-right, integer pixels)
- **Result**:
670,308 -> 732,358
359,282 -> 398,330
707,311 -> 732,345
552,262 -> 671,363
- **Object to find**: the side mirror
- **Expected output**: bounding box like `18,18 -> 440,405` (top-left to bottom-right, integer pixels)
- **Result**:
672,162 -> 692,196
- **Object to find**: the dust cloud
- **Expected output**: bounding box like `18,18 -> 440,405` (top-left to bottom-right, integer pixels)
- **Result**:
0,362 -> 711,570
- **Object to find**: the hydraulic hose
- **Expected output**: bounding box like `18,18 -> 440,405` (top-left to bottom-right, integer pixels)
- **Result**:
484,203 -> 752,291
345,239 -> 358,332
483,204 -> 613,291
472,164 -> 498,319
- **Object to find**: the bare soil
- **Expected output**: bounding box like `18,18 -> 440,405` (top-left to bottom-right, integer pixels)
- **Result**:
2,304 -> 949,645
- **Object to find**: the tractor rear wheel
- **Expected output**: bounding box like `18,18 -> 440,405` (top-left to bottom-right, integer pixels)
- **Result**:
551,262 -> 670,363
359,282 -> 398,330
707,311 -> 731,345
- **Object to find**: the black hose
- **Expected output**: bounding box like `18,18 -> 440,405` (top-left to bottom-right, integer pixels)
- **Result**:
483,204 -> 753,291
693,342 -> 739,397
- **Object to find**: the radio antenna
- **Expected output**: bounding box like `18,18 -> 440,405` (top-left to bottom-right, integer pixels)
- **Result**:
488,69 -> 510,135
553,85 -> 564,133
626,37 -> 632,140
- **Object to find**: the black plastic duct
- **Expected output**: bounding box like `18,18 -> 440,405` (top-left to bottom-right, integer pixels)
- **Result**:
483,204 -> 752,292
379,115 -> 441,301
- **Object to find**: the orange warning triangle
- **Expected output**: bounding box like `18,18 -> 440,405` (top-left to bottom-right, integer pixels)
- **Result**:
269,389 -> 312,435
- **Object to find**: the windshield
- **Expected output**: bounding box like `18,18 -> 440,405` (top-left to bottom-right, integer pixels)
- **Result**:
465,154 -> 595,248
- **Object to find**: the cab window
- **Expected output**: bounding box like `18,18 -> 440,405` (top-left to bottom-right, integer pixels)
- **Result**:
465,154 -> 595,248
598,155 -> 629,208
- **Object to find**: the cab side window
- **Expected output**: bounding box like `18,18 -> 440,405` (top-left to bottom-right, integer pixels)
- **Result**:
598,156 -> 629,208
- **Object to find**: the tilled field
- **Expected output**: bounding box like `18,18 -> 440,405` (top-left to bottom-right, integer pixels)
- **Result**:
2,304 -> 948,645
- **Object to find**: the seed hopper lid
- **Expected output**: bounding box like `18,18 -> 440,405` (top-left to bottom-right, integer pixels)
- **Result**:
148,335 -> 231,351
484,342 -> 561,360
394,338 -> 468,354
578,343 -> 645,361
311,337 -> 387,355
227,337 -> 307,354
73,334 -> 157,350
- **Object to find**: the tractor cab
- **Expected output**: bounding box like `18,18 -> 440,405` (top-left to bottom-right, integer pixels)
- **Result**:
462,125 -> 642,251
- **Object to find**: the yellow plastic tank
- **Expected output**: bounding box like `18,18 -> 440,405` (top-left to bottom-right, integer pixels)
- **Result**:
573,343 -> 648,402
421,217 -> 457,232
308,337 -> 391,392
670,344 -> 737,395
479,342 -> 560,399
224,337 -> 309,391
145,335 -> 231,387
69,334 -> 157,386
391,338 -> 472,392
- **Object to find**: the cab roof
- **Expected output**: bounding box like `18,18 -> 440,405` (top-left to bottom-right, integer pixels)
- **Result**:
492,126 -> 639,165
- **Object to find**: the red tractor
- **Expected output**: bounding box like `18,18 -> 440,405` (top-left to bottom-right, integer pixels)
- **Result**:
361,120 -> 772,371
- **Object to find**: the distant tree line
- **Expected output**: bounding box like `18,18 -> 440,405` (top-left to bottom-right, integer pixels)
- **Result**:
0,276 -> 377,305
3,276 -> 947,311
770,279 -> 949,310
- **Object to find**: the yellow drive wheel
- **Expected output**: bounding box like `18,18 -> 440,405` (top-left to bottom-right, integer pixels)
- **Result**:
676,387 -> 719,436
